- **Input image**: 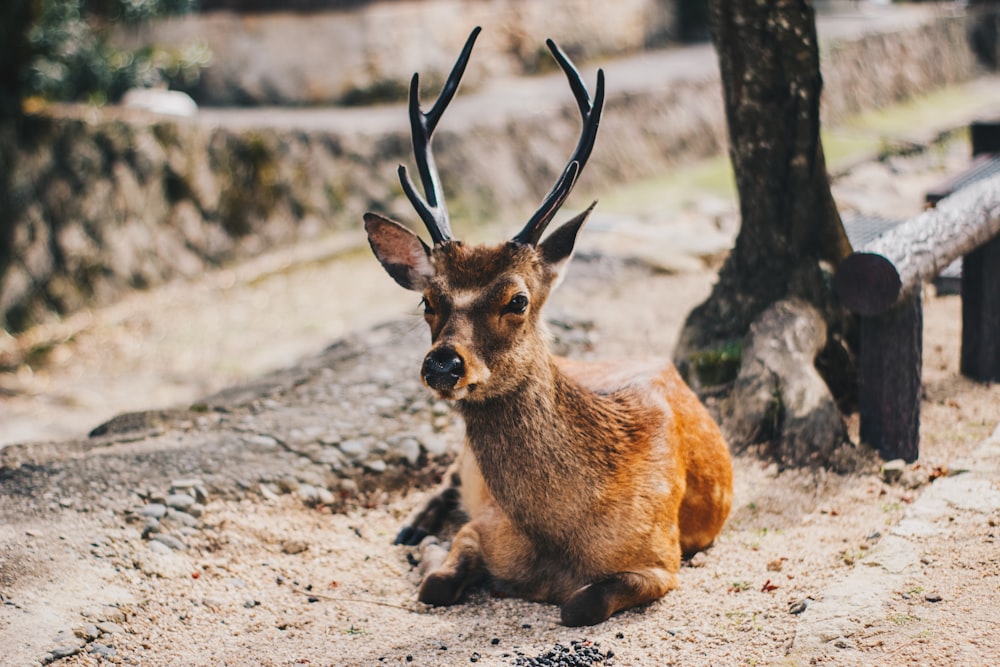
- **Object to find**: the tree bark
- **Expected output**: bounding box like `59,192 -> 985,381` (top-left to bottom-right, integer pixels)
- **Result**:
858,290 -> 923,463
961,235 -> 1000,382
675,0 -> 856,466
0,0 -> 33,331
723,298 -> 852,468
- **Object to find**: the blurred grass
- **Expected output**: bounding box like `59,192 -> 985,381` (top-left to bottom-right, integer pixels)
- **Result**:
599,82 -> 998,217
599,154 -> 735,214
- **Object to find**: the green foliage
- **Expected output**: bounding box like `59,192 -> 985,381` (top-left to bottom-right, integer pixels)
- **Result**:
94,0 -> 197,25
22,0 -> 205,105
690,340 -> 743,387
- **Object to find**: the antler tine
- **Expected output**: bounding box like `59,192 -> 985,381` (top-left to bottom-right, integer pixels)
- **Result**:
398,26 -> 482,245
513,40 -> 605,246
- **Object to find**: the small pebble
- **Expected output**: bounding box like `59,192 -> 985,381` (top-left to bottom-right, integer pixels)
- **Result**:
138,503 -> 167,519
924,592 -> 943,603
394,437 -> 421,466
170,478 -> 203,492
246,434 -> 278,448
297,484 -> 320,504
147,539 -> 173,555
165,508 -> 199,527
166,493 -> 195,511
96,621 -> 124,635
151,534 -> 188,551
46,636 -> 85,661
277,477 -> 300,494
282,540 -> 309,555
141,519 -> 161,538
339,440 -> 367,458
88,643 -> 117,659
317,487 -> 335,505
99,606 -> 127,624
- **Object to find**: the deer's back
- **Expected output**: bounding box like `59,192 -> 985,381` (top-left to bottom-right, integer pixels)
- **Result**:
554,355 -> 733,555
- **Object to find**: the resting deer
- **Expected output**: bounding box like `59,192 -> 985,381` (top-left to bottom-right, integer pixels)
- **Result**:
364,27 -> 733,626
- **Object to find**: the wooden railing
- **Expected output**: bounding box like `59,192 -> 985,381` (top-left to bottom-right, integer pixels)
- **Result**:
834,138 -> 1000,462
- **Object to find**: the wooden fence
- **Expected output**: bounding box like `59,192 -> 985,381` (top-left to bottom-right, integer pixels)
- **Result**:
834,128 -> 1000,462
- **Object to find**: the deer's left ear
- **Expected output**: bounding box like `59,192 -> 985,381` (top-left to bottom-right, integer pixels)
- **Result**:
364,212 -> 436,291
538,202 -> 596,283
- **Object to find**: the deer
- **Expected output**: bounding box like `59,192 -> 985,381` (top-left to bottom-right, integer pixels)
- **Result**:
363,27 -> 733,627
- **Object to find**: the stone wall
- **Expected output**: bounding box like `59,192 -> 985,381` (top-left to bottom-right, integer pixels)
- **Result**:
0,11 -> 982,332
120,0 -> 675,106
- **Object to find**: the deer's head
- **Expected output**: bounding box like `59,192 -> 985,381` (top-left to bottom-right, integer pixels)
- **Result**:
365,27 -> 604,402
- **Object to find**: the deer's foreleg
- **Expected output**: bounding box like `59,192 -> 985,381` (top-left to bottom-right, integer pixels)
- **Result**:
418,522 -> 486,606
394,463 -> 463,546
560,568 -> 677,627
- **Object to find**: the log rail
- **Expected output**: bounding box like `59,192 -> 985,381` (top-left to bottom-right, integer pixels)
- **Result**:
834,165 -> 1000,462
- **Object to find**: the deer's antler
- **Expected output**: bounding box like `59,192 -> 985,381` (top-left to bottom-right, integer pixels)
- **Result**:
398,26 -> 481,245
512,40 -> 604,246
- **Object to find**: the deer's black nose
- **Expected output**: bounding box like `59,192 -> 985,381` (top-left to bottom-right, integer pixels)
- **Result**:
423,347 -> 465,390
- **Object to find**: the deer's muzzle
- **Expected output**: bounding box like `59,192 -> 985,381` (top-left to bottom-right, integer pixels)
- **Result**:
423,346 -> 466,392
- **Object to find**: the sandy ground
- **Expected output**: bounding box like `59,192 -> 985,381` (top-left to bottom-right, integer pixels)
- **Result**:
2,262 -> 997,667
3,87 -> 1000,665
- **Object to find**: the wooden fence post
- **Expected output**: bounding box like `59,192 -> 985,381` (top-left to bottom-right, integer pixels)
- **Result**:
835,174 -> 1000,461
961,234 -> 1000,381
858,288 -> 922,463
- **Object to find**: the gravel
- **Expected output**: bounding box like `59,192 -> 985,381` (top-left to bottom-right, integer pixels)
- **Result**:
511,640 -> 614,666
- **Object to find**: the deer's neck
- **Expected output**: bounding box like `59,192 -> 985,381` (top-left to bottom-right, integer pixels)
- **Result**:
457,356 -> 614,533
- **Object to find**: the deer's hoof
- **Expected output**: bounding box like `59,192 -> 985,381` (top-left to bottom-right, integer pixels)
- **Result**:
393,525 -> 428,546
418,571 -> 464,607
560,584 -> 614,627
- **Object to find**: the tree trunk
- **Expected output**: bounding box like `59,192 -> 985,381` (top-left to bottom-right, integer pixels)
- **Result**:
675,0 -> 856,467
723,298 -> 853,468
0,0 -> 33,331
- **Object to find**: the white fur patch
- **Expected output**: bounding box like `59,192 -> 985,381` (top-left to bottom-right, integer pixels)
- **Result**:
449,288 -> 480,310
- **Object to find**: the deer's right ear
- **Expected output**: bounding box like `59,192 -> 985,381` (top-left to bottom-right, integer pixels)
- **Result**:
364,212 -> 435,291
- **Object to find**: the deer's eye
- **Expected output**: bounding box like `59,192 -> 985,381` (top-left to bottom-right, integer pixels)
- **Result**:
421,297 -> 436,316
504,294 -> 529,315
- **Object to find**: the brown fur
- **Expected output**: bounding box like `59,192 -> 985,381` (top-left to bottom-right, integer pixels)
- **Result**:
365,208 -> 734,626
